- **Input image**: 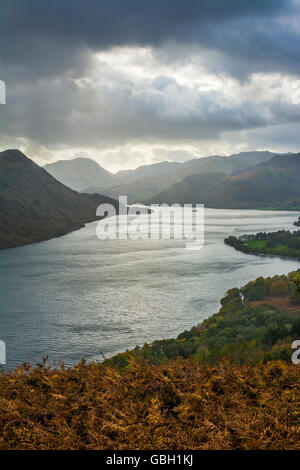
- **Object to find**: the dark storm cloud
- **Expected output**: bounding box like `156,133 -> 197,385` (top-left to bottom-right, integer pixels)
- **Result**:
1,0 -> 298,81
1,0 -> 299,163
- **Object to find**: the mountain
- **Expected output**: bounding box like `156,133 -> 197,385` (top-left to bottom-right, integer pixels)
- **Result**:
115,151 -> 276,186
228,150 -> 277,167
96,151 -> 277,203
0,150 -> 121,249
162,151 -> 275,186
44,157 -> 120,191
115,160 -> 185,184
181,151 -> 276,176
148,154 -> 300,210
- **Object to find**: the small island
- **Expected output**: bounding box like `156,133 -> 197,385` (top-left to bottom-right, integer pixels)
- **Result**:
225,229 -> 300,260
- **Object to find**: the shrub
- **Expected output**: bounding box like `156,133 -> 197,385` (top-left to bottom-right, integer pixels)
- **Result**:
270,280 -> 289,297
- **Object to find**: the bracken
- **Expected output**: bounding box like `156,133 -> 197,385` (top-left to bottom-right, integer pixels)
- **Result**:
0,358 -> 299,450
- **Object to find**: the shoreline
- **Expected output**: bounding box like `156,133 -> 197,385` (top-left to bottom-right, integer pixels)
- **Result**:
224,239 -> 300,262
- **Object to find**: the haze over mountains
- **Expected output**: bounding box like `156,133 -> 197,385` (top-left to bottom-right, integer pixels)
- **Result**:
116,151 -> 276,184
0,150 -> 121,249
73,150 -> 278,203
44,157 -> 120,191
115,161 -> 187,184
149,154 -> 300,210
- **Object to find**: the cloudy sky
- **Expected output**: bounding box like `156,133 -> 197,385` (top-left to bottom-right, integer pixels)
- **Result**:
1,0 -> 300,172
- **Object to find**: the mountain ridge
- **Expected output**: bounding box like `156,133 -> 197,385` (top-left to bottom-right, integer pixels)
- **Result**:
87,151 -> 278,203
147,153 -> 300,210
115,151 -> 276,184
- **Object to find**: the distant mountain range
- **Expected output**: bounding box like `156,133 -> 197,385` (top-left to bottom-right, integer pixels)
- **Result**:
44,157 -> 120,191
87,151 -> 278,203
0,150 -> 121,249
44,151 -> 276,203
148,154 -> 300,210
115,151 -> 276,184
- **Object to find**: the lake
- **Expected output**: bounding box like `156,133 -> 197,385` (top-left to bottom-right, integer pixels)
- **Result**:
0,208 -> 299,370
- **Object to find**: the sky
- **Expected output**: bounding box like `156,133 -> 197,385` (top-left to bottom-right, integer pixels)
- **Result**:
0,0 -> 300,172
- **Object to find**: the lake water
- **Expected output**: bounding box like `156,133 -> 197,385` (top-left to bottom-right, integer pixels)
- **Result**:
0,208 -> 299,370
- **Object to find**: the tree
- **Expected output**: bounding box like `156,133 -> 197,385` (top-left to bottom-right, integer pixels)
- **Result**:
270,280 -> 289,297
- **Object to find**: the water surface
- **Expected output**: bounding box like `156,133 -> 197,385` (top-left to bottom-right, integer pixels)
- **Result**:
0,208 -> 299,369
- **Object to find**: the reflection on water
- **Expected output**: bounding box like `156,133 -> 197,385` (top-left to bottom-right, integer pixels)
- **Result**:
0,208 -> 299,369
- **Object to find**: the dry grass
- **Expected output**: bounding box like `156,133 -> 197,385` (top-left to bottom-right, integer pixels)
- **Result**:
0,358 -> 299,450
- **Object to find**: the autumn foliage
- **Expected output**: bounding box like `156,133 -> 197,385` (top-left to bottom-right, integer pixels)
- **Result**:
0,358 -> 299,450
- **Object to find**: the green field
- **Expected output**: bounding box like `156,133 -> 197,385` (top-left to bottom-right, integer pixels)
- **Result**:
246,240 -> 300,258
247,240 -> 268,249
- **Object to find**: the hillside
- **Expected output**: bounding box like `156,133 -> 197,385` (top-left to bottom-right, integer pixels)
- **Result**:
115,151 -> 275,185
148,154 -> 300,209
0,150 -> 121,249
92,151 -> 277,203
115,160 -> 185,184
229,151 -> 277,167
181,151 -> 276,177
113,156 -> 245,203
84,176 -> 170,204
44,157 -> 120,191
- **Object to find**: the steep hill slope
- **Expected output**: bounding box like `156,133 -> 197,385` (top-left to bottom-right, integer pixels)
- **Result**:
0,150 -> 121,249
